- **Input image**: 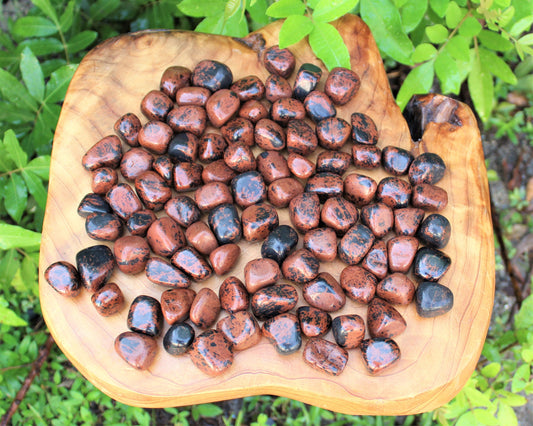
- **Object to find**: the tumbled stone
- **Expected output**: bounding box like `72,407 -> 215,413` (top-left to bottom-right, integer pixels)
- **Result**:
153,155 -> 173,183
367,298 -> 406,339
185,221 -> 219,255
409,152 -> 446,185
297,306 -> 332,337
286,119 -> 318,156
316,150 -> 352,175
261,225 -> 299,265
293,63 -> 322,101
189,329 -> 233,376
352,144 -> 381,169
114,112 -> 141,147
256,150 -> 291,184
343,173 -> 377,207
127,295 -> 163,337
320,197 -> 358,235
241,202 -> 279,241
138,121 -> 174,154
265,74 -> 292,102
239,99 -> 268,123
270,98 -> 305,125
163,322 -> 195,356
146,217 -> 186,258
209,244 -> 241,276
303,272 -> 345,312
305,172 -> 343,202
202,159 -> 237,184
324,67 -> 360,105
338,224 -> 375,265
85,213 -> 123,241
231,171 -> 267,208
331,314 -> 365,349
160,65 -> 191,99
351,112 -> 378,145
413,247 -> 451,281
263,45 -> 295,78
167,106 -> 206,137
244,258 -> 281,293
135,171 -> 172,211
192,59 -> 233,91
176,86 -> 211,106
361,240 -> 388,279
230,75 -> 265,101
288,192 -> 321,233
282,248 -> 319,284
417,213 -> 451,248
82,135 -> 122,171
114,236 -> 150,275
208,203 -> 242,244
376,177 -> 412,209
221,117 -> 254,146
387,236 -> 418,273
165,196 -> 201,228
268,177 -> 304,208
340,265 -> 377,304
287,153 -> 315,179
251,283 -> 298,320
76,245 -> 115,292
115,331 -> 157,370
91,282 -> 124,316
224,142 -> 256,173
262,313 -> 302,355
360,338 -> 401,374
382,146 -> 414,176
167,132 -> 199,163
415,282 -> 454,318
206,89 -> 240,128
361,202 -> 394,238
173,162 -> 203,192
160,288 -> 196,324
304,91 -> 336,123
316,117 -> 351,150
219,276 -> 249,313
78,193 -> 111,217
44,261 -> 81,297
303,338 -> 348,376
377,273 -> 415,305
303,227 -> 337,262
411,183 -> 448,212
92,167 -> 118,195
199,132 -> 227,162
126,209 -> 156,237
145,257 -> 190,288
394,207 -> 425,236
189,287 -> 221,328
140,90 -> 173,121
217,311 -> 262,351
171,247 -> 213,281
106,183 -> 143,220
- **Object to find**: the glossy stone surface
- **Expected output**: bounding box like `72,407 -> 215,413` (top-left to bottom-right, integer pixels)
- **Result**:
208,203 -> 242,244
376,177 -> 412,209
77,193 -> 111,217
219,276 -> 249,313
167,106 -> 206,137
340,265 -> 377,304
106,183 -> 143,220
239,100 -> 268,123
189,329 -> 233,376
305,172 -> 343,202
192,59 -> 233,91
167,132 -> 199,163
268,177 -> 304,208
413,247 -> 451,281
304,90 -> 336,123
206,89 -> 240,128
189,287 -> 221,328
411,183 -> 448,211
145,257 -> 190,288
262,313 -> 302,355
316,150 -> 352,175
297,306 -> 331,337
76,245 -> 115,292
409,152 -> 446,185
263,45 -> 295,78
171,247 -> 213,281
288,192 -> 321,233
351,112 -> 378,145
217,311 -> 262,351
352,144 -> 381,169
231,171 -> 267,208
255,118 -> 287,151
91,282 -> 124,316
114,112 -> 141,147
114,236 -> 150,275
261,225 -> 299,264
316,117 -> 351,150
251,283 -> 298,320
185,221 -> 219,255
140,90 -> 173,121
394,207 -> 425,236
146,217 -> 186,258
343,173 -> 377,207
175,86 -> 211,106
91,167 -> 118,195
194,182 -> 233,213
360,338 -> 401,374
417,213 -> 451,248
126,209 -> 156,237
135,171 -> 172,211
282,248 -> 320,284
287,153 -> 315,179
286,119 -> 318,156
377,273 -> 415,305
138,121 -> 174,155
202,159 -> 237,184
44,261 -> 81,297
241,203 -> 279,242
127,295 -> 163,337
303,338 -> 349,376
324,67 -> 360,105
303,227 -> 337,262
153,155 -> 173,183
160,288 -> 196,324
387,236 -> 419,273
331,314 -> 365,349
270,98 -> 305,125
85,212 -> 123,241
415,282 -> 454,318
209,244 -> 241,275
361,240 -> 388,279
199,132 -> 227,162
257,150 -> 291,184
160,65 -> 191,99
382,146 -> 414,176
293,63 -> 322,101
221,117 -> 254,146
224,142 -> 256,173
265,74 -> 292,103
82,135 -> 122,171
230,75 -> 265,101
367,298 -> 406,339
163,322 -> 195,356
320,196 -> 358,235
338,224 -> 375,265
165,196 -> 201,228
303,272 -> 346,312
361,202 -> 394,238
115,331 -> 157,370
172,162 -> 203,192
244,258 -> 281,293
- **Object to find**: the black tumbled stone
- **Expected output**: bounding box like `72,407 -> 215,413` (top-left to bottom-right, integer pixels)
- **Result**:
417,213 -> 451,248
76,245 -> 115,292
208,203 -> 242,244
413,247 -> 451,281
293,63 -> 322,101
163,322 -> 195,355
415,282 -> 454,318
77,193 -> 112,217
261,225 -> 299,264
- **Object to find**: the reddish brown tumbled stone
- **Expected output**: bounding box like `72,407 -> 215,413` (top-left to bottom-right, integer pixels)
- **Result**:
244,258 -> 281,293
289,192 -> 321,233
265,74 -> 292,103
146,217 -> 186,258
138,121 -> 173,155
367,298 -> 407,339
219,276 -> 248,313
316,117 -> 351,150
255,118 -> 286,150
241,202 -> 279,242
303,227 -> 337,262
338,224 -> 375,265
344,173 -> 377,207
85,212 -> 123,242
320,197 -> 358,235
217,311 -> 262,350
114,113 -> 141,147
239,99 -> 268,123
175,86 -> 211,106
221,117 -> 254,146
167,106 -> 206,137
408,152 -> 446,185
224,142 -> 256,172
417,213 -> 451,248
394,207 -> 425,236
199,132 -> 227,162
387,236 -> 418,273
202,159 -> 237,184
173,162 -> 203,192
251,283 -> 298,320
115,331 -> 158,370
305,172 -> 344,202
361,240 -> 388,279
332,314 -> 365,349
135,171 -> 172,211
340,265 -> 377,304
145,257 -> 190,288
262,313 -> 302,355
287,152 -> 315,179
44,261 -> 81,297
160,288 -> 196,325
263,45 -> 295,78
360,338 -> 401,374
351,112 -> 378,145
160,65 -> 191,99
382,146 -> 414,176
361,202 -> 394,238
303,338 -> 348,376
82,135 -> 122,171
192,59 -> 233,91
209,244 -> 241,275
268,177 -> 304,208
120,148 -> 153,181
92,167 -> 118,195
91,282 -> 124,316
281,248 -> 319,284
297,306 -> 332,337
324,67 -> 360,105
165,196 -> 201,228
257,150 -> 291,184
127,295 -> 163,337
303,272 -> 345,312
206,89 -> 240,128
352,144 -> 381,169
79,192 -> 109,217
411,183 -> 448,211
185,221 -> 219,255
377,273 -> 415,305
304,91 -> 336,123
106,183 -> 143,220
189,329 -> 233,376
286,119 -> 318,156
194,182 -> 233,212
189,287 -> 221,328
376,177 -> 412,209
153,155 -> 173,183
231,171 -> 267,208
293,63 -> 322,101
230,75 -> 265,101
140,90 -> 173,121
114,236 -> 150,275
316,150 -> 352,175
271,98 -> 305,124
171,247 -> 213,281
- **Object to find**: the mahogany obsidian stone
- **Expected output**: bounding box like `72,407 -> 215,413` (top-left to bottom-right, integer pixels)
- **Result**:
415,282 -> 454,318
91,282 -> 124,316
281,248 -> 320,284
241,202 -> 279,242
382,146 -> 414,176
303,338 -> 348,376
331,314 -> 365,349
44,261 -> 81,297
216,311 -> 262,351
304,172 -> 344,202
145,257 -> 190,288
230,75 -> 265,101
351,112 -> 378,145
293,63 -> 322,101
171,247 -> 213,281
297,306 -> 332,337
127,295 -> 164,337
413,247 -> 451,282
316,151 -> 352,175
417,213 -> 451,248
324,67 -> 360,105
163,322 -> 195,356
376,177 -> 412,209
263,45 -> 296,78
77,193 -> 112,217
360,338 -> 401,374
76,245 -> 115,293
219,276 -> 249,313
126,209 -> 156,237
167,132 -> 199,163
262,313 -> 302,355
115,331 -> 157,370
189,329 -> 233,376
261,225 -> 299,264
409,152 -> 446,185
302,272 -> 346,312
165,196 -> 201,228
208,203 -> 242,244
338,224 -> 375,265
85,212 -> 123,241
191,59 -> 233,92
231,171 -> 267,208
251,283 -> 298,321
303,90 -> 336,123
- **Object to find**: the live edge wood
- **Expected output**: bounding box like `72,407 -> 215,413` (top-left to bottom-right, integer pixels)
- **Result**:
39,15 -> 494,415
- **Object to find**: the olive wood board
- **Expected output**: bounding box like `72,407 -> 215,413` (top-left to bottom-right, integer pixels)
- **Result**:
39,14 -> 495,415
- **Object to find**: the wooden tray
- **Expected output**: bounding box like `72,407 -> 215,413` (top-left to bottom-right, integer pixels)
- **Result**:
39,15 -> 494,415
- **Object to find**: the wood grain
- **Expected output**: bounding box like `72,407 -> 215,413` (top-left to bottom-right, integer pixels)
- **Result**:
38,15 -> 494,414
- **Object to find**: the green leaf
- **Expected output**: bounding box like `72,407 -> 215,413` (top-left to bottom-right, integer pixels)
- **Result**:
89,0 -> 120,21
179,0 -> 227,17
0,296 -> 27,327
456,411 -> 477,426
412,43 -> 437,62
497,5 -> 514,28
497,402 -> 518,426
519,33 -> 533,46
0,68 -> 37,111
360,0 -> 414,65
32,0 -> 59,23
195,404 -> 224,418
26,156 -> 51,180
396,60 -> 434,109
509,16 -> 533,38
429,0 -> 448,17
22,170 -> 47,210
511,364 -> 530,393
4,130 -> 28,169
472,409 -> 499,426
20,47 -> 45,102
480,362 -> 501,378
446,35 -> 470,61
247,0 -> 269,27
18,38 -> 64,56
400,0 -> 428,33
459,16 -> 482,37
312,0 -> 359,23
4,174 -> 28,223
435,50 -> 462,94
60,1 -> 76,32
468,50 -> 493,122
479,48 -> 517,85
308,22 -> 351,70
67,31 -> 98,54
266,0 -> 306,18
224,0 -> 241,19
426,24 -> 448,43
0,224 -> 41,250
478,30 -> 513,51
12,17 -> 58,38
45,64 -> 77,104
445,2 -> 466,28
497,390 -> 527,407
279,15 -> 314,48
0,249 -> 21,287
